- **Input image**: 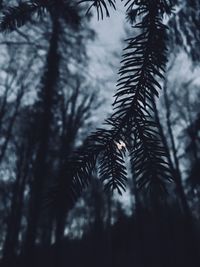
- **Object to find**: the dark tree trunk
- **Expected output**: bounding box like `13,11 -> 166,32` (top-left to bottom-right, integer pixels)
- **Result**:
154,92 -> 200,266
2,176 -> 24,266
23,11 -> 60,263
153,93 -> 192,219
54,135 -> 73,245
2,142 -> 32,267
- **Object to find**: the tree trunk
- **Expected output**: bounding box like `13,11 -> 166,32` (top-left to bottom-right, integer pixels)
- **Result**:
153,93 -> 192,219
2,144 -> 31,266
22,11 -> 60,263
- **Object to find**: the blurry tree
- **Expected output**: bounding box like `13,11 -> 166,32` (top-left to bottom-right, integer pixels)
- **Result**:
0,1 -> 98,267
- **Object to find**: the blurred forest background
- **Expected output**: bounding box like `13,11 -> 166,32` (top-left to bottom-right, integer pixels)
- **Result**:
0,1 -> 200,267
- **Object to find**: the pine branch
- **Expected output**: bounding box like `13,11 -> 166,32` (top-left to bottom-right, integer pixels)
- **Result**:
69,139 -> 101,197
69,128 -> 127,196
110,0 -> 173,193
98,129 -> 127,195
78,0 -> 116,19
69,0 -> 174,197
0,1 -> 52,31
0,0 -> 82,32
43,131 -> 103,209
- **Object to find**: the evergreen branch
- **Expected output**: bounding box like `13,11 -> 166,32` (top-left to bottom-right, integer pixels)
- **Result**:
44,137 -> 101,208
0,1 -> 52,31
70,0 -> 174,196
69,128 -> 128,197
78,0 -> 116,19
124,0 -> 173,16
98,129 -> 127,195
0,1 -> 81,32
109,0 -> 173,193
45,128 -> 127,207
70,147 -> 100,197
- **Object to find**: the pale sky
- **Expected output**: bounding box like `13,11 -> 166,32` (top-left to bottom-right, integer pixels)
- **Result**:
87,3 -> 127,124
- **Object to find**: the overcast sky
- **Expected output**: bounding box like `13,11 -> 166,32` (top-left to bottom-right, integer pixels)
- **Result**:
87,3 -> 128,124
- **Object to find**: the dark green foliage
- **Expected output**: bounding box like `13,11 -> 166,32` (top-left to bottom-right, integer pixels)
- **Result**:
113,0 -> 173,193
69,129 -> 127,196
0,1 -> 49,31
92,129 -> 127,194
79,0 -> 116,19
0,0 -> 81,31
69,0 -> 174,196
69,135 -> 102,198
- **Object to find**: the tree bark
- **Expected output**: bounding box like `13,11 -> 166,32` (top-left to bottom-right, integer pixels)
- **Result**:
2,142 -> 32,266
22,11 -> 60,263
